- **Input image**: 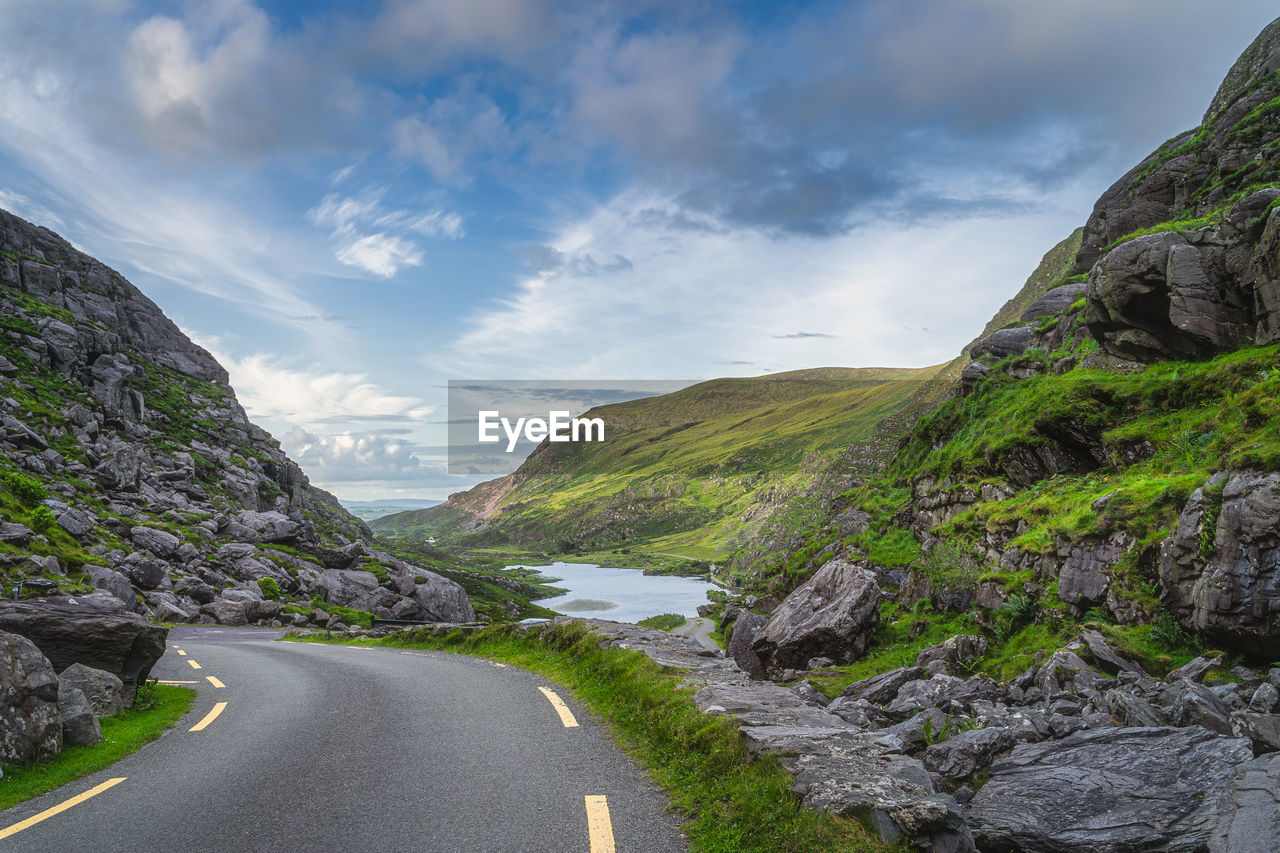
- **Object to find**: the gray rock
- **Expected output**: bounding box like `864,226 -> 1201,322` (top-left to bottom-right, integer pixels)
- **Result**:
56,508 -> 94,538
0,593 -> 166,706
0,629 -> 62,763
411,570 -> 475,623
130,526 -> 180,558
235,510 -> 300,543
916,635 -> 988,676
57,685 -> 102,747
1249,682 -> 1279,713
923,727 -> 1016,780
58,662 -> 124,717
751,559 -> 881,677
880,708 -> 951,751
1209,752 -> 1280,853
1020,282 -> 1087,322
1233,712 -> 1280,754
1104,689 -> 1168,727
827,696 -> 890,729
1162,471 -> 1280,656
970,325 -> 1034,360
0,522 -> 35,546
835,665 -> 926,707
1078,628 -> 1145,676
84,564 -> 137,611
200,598 -> 248,626
694,682 -> 849,729
971,726 -> 1256,852
1160,680 -> 1235,735
727,611 -> 767,680
313,569 -> 380,607
1169,655 -> 1223,683
121,552 -> 167,590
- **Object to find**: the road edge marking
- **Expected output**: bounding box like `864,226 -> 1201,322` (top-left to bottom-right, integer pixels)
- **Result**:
537,686 -> 579,728
186,659 -> 201,670
206,676 -> 225,688
584,795 -> 616,853
0,777 -> 126,841
189,701 -> 228,732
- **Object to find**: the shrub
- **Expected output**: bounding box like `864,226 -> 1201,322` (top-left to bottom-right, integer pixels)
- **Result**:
2,469 -> 48,506
29,505 -> 57,536
256,577 -> 281,601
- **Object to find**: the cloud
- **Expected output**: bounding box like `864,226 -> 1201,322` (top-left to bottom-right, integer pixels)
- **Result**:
306,188 -> 461,277
283,427 -> 427,482
0,189 -> 63,228
194,336 -> 433,425
774,331 -> 837,340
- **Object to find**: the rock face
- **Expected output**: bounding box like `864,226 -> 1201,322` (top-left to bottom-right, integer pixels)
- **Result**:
751,560 -> 881,676
0,594 -> 166,704
0,629 -> 62,764
1162,471 -> 1280,655
969,727 -> 1262,853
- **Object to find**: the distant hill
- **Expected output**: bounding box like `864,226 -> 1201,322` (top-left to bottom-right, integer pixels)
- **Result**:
340,498 -> 442,522
372,366 -> 946,564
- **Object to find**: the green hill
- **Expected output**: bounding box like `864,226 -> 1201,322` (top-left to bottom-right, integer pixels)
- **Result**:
372,366 -> 946,562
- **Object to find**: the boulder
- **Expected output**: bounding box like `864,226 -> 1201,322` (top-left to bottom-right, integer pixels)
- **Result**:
58,685 -> 102,747
1209,752 -> 1280,853
751,560 -> 881,676
236,510 -> 300,543
916,635 -> 988,676
693,682 -> 850,729
0,593 -> 166,705
84,564 -> 137,611
0,629 -> 62,763
1020,282 -> 1087,322
121,552 -> 167,590
1233,712 -> 1280,754
835,665 -> 926,707
313,569 -> 380,608
58,662 -> 124,717
411,570 -> 475,623
970,326 -> 1034,361
0,522 -> 35,546
129,526 -> 180,558
1161,471 -> 1280,655
200,598 -> 249,626
970,726 -> 1256,852
1078,628 -> 1145,676
727,611 -> 767,680
56,508 -> 94,538
923,727 -> 1016,781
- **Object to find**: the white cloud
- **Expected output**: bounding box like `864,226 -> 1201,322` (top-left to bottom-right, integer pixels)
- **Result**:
435,188 -> 1088,379
0,189 -> 63,227
283,427 -> 426,482
306,188 -> 461,277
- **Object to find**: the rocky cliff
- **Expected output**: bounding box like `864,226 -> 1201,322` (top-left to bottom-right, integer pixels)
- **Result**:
0,208 -> 474,630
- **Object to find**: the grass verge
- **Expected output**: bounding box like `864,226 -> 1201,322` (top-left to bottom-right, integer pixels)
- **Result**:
0,684 -> 195,812
289,623 -> 888,853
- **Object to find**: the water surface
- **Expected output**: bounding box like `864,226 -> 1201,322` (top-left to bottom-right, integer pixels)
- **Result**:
518,561 -> 715,623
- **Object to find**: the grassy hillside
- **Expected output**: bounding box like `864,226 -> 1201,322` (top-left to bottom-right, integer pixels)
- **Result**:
374,366 -> 944,562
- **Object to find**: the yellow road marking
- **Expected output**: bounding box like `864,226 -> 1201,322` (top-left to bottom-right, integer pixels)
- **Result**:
400,651 -> 430,657
584,795 -> 615,853
0,777 -> 126,841
156,680 -> 198,684
537,687 -> 579,728
176,650 -> 187,656
492,662 -> 506,668
187,659 -> 201,670
206,676 -> 225,688
189,702 -> 227,732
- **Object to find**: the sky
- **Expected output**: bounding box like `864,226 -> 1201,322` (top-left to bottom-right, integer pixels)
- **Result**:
0,0 -> 1276,500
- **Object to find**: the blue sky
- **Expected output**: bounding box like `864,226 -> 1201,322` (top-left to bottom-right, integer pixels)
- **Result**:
1,0 -> 1276,500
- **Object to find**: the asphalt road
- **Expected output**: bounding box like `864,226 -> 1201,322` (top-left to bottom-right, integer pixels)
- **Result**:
670,618 -> 718,652
0,626 -> 687,852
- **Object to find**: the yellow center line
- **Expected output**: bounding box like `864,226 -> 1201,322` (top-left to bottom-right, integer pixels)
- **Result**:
156,680 -> 198,684
187,659 -> 202,670
205,676 -> 225,688
584,795 -> 616,853
399,651 -> 430,657
537,687 -> 579,728
0,777 -> 127,841
492,662 -> 506,668
189,702 -> 228,732
176,650 -> 187,656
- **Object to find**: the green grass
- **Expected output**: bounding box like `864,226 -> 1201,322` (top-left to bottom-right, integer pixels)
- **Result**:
289,623 -> 888,852
636,613 -> 687,631
0,685 -> 195,811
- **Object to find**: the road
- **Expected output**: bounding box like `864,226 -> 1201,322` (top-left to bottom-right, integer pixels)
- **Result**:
0,626 -> 687,852
669,617 -> 718,652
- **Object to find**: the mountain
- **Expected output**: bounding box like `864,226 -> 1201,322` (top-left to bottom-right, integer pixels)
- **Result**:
340,498 -> 442,522
743,15 -> 1280,668
0,209 -> 483,626
373,366 -> 947,565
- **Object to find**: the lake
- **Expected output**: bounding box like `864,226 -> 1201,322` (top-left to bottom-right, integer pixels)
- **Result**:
517,561 -> 716,623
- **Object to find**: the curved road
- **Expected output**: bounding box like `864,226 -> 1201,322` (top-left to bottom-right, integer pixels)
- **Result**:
0,626 -> 687,852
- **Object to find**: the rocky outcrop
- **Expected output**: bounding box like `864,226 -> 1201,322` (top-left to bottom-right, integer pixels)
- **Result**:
751,559 -> 881,676
1162,471 -> 1280,655
969,727 -> 1269,852
0,593 -> 166,704
0,629 -> 62,764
